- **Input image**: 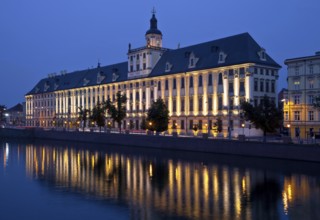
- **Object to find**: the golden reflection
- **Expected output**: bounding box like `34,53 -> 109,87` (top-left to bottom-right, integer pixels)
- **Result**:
20,144 -> 320,220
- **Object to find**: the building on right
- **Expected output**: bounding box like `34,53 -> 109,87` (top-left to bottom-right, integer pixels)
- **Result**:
284,51 -> 320,140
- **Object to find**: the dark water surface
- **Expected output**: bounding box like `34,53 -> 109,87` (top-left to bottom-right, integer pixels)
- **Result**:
1,139 -> 320,220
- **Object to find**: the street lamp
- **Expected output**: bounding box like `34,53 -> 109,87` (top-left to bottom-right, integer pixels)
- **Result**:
241,123 -> 245,135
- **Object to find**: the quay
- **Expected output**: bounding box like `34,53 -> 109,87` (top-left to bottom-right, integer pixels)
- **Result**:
1,127 -> 320,163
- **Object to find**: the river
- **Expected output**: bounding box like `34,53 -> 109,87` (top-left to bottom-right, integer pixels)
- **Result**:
1,139 -> 320,220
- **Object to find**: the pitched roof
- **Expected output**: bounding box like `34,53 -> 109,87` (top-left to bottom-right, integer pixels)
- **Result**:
6,103 -> 23,112
26,32 -> 280,96
150,33 -> 280,77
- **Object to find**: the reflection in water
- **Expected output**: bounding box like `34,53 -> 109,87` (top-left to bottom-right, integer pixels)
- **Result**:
2,142 -> 320,219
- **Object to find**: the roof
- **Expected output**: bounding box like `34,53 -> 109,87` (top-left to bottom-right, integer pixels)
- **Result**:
150,33 -> 281,77
26,32 -> 281,96
6,103 -> 23,112
284,52 -> 320,64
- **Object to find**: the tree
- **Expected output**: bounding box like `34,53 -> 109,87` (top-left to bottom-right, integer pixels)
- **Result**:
78,106 -> 90,132
90,103 -> 106,132
0,105 -> 6,123
313,96 -> 320,110
241,95 -> 283,142
140,116 -> 147,130
104,91 -> 127,133
146,98 -> 169,133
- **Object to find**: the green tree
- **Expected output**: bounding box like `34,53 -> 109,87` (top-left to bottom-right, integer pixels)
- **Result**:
0,105 -> 6,123
241,95 -> 283,142
104,91 -> 127,133
78,106 -> 90,132
140,116 -> 147,130
90,103 -> 106,132
146,98 -> 169,133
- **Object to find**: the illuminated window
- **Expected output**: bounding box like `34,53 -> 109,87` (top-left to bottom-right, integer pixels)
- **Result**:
294,111 -> 300,121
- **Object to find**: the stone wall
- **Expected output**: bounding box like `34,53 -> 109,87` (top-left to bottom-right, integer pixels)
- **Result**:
1,128 -> 320,162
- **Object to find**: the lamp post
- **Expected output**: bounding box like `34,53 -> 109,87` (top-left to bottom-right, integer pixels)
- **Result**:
241,123 -> 245,135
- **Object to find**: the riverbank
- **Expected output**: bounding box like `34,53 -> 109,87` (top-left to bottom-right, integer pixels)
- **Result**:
1,127 -> 320,162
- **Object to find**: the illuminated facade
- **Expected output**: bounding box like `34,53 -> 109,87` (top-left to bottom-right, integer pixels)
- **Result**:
284,52 -> 320,139
25,12 -> 280,137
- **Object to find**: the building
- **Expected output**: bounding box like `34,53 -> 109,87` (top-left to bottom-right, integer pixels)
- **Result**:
4,103 -> 25,126
25,12 -> 281,137
284,52 -> 320,139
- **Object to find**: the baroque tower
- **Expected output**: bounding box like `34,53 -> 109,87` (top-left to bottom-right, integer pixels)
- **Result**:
127,9 -> 167,79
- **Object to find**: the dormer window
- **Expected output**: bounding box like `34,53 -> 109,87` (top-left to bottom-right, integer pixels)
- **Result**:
97,71 -> 105,84
83,78 -> 89,86
165,62 -> 173,72
258,48 -> 267,61
218,51 -> 227,64
188,52 -> 199,68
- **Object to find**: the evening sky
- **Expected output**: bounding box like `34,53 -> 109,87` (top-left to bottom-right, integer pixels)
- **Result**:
0,0 -> 319,107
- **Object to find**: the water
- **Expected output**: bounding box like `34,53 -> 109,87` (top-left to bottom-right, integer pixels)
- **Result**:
1,140 -> 320,220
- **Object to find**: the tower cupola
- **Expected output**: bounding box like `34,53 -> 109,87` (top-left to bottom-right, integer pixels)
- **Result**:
145,8 -> 162,48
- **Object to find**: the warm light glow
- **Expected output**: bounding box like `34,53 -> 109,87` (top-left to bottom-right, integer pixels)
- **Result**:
241,123 -> 245,128
287,124 -> 290,128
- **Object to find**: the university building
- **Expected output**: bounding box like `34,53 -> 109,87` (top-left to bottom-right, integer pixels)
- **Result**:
284,52 -> 320,139
25,12 -> 280,137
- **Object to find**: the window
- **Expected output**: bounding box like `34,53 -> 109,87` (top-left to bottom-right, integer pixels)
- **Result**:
136,64 -> 140,71
229,82 -> 233,93
190,58 -> 194,67
181,99 -> 185,112
218,96 -> 223,110
309,80 -> 314,89
189,97 -> 193,111
284,111 -> 289,121
173,99 -> 176,112
143,53 -> 146,59
189,120 -> 193,130
130,65 -> 133,72
142,91 -> 145,100
190,76 -> 193,88
240,81 -> 245,92
198,75 -> 203,87
218,73 -> 223,85
266,80 -> 269,92
309,95 -> 314,104
198,120 -> 202,129
240,68 -> 245,75
294,95 -> 300,104
136,82 -> 139,88
181,78 -> 185,88
260,80 -> 264,92
130,56 -> 133,62
294,111 -> 300,121
310,65 -> 314,74
295,67 -> 299,75
208,97 -> 213,111
165,79 -> 168,90
158,81 -> 161,91
309,111 -> 314,121
181,120 -> 185,129
228,69 -> 234,76
254,79 -> 258,92
271,81 -> 275,93
199,97 -> 203,111
294,80 -> 300,90
254,68 -> 258,74
143,63 -> 146,70
208,74 -> 212,86
173,79 -> 176,90
136,54 -> 139,60
135,92 -> 139,100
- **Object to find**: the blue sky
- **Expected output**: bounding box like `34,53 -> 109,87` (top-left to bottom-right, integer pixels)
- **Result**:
0,0 -> 319,107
